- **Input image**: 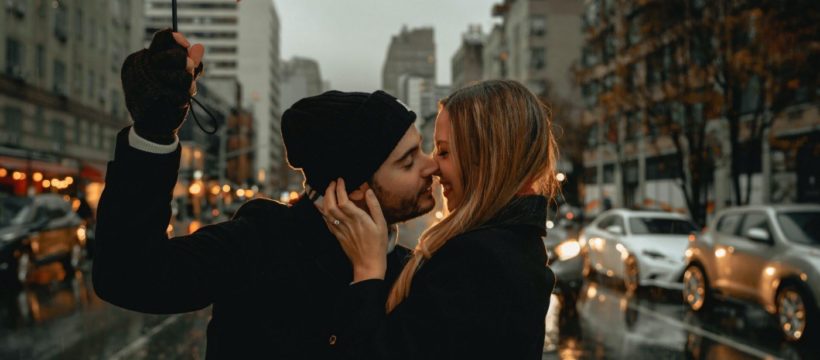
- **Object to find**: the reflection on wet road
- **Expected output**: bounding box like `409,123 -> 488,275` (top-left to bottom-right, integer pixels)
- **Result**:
543,279 -> 817,359
0,264 -> 208,359
1,262 -> 817,359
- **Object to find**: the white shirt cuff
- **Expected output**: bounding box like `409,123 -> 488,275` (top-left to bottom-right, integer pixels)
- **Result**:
128,127 -> 179,154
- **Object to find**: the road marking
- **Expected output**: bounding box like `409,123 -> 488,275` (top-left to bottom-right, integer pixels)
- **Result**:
631,303 -> 782,360
109,315 -> 180,360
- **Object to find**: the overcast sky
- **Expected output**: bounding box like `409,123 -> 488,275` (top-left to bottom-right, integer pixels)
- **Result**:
274,0 -> 501,92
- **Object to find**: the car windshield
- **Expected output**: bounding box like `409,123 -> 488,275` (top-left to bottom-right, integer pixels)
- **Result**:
629,217 -> 697,235
0,197 -> 33,227
776,211 -> 820,245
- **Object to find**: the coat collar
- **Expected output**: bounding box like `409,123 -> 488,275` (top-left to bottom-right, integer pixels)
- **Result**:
481,195 -> 548,236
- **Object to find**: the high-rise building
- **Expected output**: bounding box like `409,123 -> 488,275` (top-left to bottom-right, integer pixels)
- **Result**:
451,25 -> 484,91
1,0 -> 145,204
144,0 -> 283,194
491,0 -> 583,101
382,26 -> 435,98
397,74 -> 436,124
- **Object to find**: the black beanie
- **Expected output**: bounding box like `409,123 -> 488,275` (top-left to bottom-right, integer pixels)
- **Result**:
281,90 -> 416,194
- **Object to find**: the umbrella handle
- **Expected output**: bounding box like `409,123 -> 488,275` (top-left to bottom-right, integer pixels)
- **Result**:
172,0 -> 178,32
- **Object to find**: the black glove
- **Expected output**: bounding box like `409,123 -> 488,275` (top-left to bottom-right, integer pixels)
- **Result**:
121,28 -> 204,145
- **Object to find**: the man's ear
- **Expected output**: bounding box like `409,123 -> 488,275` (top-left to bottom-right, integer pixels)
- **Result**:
349,182 -> 371,201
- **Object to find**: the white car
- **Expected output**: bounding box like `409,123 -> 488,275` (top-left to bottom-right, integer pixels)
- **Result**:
580,209 -> 698,292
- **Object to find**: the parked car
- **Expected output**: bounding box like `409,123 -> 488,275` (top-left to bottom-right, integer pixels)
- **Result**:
580,209 -> 698,293
545,220 -> 584,294
682,204 -> 820,343
0,194 -> 87,286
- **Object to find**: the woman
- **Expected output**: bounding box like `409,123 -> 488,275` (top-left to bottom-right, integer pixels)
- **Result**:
320,80 -> 559,359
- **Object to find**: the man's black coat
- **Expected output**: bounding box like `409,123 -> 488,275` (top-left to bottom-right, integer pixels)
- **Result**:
93,127 -> 409,359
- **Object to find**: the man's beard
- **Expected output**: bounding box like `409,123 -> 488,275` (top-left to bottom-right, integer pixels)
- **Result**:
371,178 -> 435,224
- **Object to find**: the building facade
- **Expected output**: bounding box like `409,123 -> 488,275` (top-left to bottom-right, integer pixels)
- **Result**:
451,25 -> 484,91
144,0 -> 283,194
577,0 -> 819,221
1,0 -> 145,207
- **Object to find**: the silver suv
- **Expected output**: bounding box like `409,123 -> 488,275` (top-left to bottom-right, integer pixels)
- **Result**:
682,204 -> 820,343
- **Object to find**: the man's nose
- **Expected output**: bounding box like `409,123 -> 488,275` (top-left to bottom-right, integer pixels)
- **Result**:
421,153 -> 439,177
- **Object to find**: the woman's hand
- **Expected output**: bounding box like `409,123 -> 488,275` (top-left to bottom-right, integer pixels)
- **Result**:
319,178 -> 388,283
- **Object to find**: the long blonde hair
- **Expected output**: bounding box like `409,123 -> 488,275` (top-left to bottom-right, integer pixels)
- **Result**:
385,80 -> 559,312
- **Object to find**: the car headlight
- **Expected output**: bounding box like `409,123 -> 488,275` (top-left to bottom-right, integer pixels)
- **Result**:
554,239 -> 581,261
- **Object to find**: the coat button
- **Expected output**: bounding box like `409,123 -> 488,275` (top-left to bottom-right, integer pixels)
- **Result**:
329,335 -> 337,345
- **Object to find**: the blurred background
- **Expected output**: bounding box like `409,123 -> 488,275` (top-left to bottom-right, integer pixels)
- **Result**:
0,0 -> 818,359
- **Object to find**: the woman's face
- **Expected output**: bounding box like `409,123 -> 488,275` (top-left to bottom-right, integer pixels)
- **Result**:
434,109 -> 463,211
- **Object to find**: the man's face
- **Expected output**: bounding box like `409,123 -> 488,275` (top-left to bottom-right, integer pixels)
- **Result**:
370,126 -> 438,224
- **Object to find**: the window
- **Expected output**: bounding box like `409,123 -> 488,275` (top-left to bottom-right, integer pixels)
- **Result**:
530,16 -> 546,36
111,89 -> 121,118
36,45 -> 45,80
79,119 -> 88,145
3,107 -> 23,145
602,28 -> 616,62
625,112 -> 642,141
209,46 -> 237,55
5,38 -> 23,78
646,154 -> 681,180
87,69 -> 95,99
777,211 -> 820,245
54,2 -> 68,42
530,47 -> 546,70
597,215 -> 615,229
53,60 -> 67,95
89,19 -> 96,48
34,108 -> 45,134
75,9 -> 83,42
584,167 -> 598,184
739,212 -> 771,241
626,14 -> 641,47
74,117 -> 81,143
717,214 -> 742,235
603,164 -> 615,183
51,119 -> 66,151
599,215 -> 625,232
629,218 -> 697,235
690,34 -> 709,67
738,75 -> 762,114
582,45 -> 599,67
73,63 -> 82,93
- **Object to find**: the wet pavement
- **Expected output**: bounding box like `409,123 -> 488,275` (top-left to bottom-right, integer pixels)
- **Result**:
0,262 -> 208,359
1,261 -> 817,359
542,278 -> 818,359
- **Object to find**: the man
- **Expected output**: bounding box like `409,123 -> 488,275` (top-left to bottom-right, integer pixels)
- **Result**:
92,29 -> 438,359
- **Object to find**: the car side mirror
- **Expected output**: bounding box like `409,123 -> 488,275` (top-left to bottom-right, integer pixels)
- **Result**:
606,225 -> 624,235
746,228 -> 770,243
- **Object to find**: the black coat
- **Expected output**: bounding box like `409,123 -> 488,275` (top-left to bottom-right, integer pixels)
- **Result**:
93,127 -> 409,359
331,196 -> 556,360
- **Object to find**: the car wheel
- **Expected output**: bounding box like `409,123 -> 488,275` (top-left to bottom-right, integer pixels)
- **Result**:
777,284 -> 816,343
623,255 -> 639,295
683,264 -> 711,312
16,252 -> 32,285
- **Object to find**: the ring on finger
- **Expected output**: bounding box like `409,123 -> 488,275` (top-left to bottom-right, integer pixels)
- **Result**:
332,219 -> 341,226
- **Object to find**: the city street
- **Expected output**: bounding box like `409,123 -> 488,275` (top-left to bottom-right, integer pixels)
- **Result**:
1,261 -> 816,359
